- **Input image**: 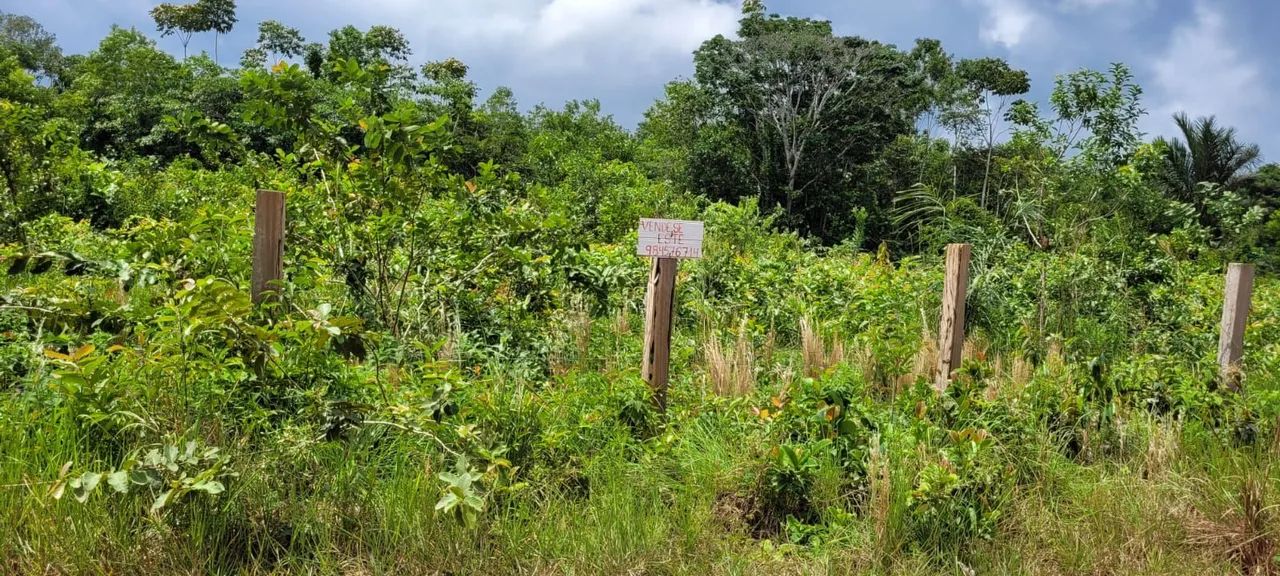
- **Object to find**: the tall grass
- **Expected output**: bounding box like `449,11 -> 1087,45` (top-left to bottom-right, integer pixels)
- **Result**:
4,282 -> 1280,574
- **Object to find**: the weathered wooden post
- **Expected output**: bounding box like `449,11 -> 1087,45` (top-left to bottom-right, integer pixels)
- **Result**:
935,243 -> 971,392
1218,263 -> 1255,390
642,257 -> 678,411
251,189 -> 286,305
637,218 -> 704,413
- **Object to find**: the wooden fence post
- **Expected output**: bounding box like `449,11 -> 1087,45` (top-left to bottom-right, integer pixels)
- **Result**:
641,257 -> 679,412
935,243 -> 971,392
252,190 -> 286,305
1218,263 -> 1255,390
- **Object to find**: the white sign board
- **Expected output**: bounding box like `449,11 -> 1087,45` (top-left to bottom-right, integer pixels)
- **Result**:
637,218 -> 704,259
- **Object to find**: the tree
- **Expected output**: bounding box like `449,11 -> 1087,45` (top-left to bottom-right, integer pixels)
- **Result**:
471,86 -> 528,170
905,39 -> 984,196
1241,163 -> 1280,209
755,32 -> 869,214
420,58 -> 477,133
303,42 -> 325,78
0,52 -> 42,231
910,39 -> 970,143
327,25 -> 411,70
0,11 -> 64,82
688,7 -> 923,241
149,2 -> 207,59
954,57 -> 1029,207
149,0 -> 235,62
638,80 -> 725,193
1157,113 -> 1261,204
257,20 -> 304,61
525,100 -> 634,187
200,0 -> 236,64
1047,63 -> 1144,171
242,20 -> 304,69
326,25 -> 414,113
417,57 -> 523,175
0,51 -> 104,236
999,64 -> 1149,248
65,27 -> 190,157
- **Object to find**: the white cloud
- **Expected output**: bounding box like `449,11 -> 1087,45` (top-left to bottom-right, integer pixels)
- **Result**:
1058,0 -> 1144,10
332,0 -> 739,76
526,0 -> 740,72
1056,0 -> 1154,31
1145,2 -> 1266,139
971,0 -> 1045,49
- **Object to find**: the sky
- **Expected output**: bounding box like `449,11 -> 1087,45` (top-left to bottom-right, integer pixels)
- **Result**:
5,0 -> 1278,160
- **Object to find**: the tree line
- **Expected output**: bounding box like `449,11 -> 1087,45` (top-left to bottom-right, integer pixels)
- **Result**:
1,2 -> 1277,268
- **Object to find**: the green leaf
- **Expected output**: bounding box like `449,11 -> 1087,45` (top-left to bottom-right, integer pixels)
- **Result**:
129,469 -> 156,488
107,470 -> 130,494
73,472 -> 102,503
192,480 -> 225,495
151,489 -> 174,512
435,491 -> 460,512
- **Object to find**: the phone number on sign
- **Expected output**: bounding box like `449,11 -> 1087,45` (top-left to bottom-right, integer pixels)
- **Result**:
640,244 -> 702,258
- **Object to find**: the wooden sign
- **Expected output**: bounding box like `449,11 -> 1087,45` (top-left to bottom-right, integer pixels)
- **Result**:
637,218 -> 702,413
637,219 -> 704,259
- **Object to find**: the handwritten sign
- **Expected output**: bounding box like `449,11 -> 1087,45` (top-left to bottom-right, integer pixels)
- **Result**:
637,218 -> 704,259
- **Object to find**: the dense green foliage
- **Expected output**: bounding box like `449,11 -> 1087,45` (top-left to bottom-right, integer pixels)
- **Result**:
2,3 -> 1280,574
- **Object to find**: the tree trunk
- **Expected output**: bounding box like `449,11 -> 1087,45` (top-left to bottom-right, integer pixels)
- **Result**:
981,145 -> 993,208
0,157 -> 26,243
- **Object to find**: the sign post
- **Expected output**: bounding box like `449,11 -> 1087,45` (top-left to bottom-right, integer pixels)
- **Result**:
637,218 -> 704,412
935,243 -> 971,392
252,190 -> 286,305
1218,263 -> 1255,390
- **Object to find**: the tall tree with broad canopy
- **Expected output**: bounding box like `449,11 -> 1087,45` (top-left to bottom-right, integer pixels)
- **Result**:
64,27 -> 190,157
953,57 -> 1030,207
0,11 -> 64,82
149,2 -> 207,60
681,3 -> 925,242
201,0 -> 236,63
324,25 -> 414,110
242,20 -> 305,69
149,0 -> 235,62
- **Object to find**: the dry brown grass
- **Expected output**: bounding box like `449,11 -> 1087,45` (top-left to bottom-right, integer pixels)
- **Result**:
703,318 -> 755,397
1046,338 -> 1066,372
1010,355 -> 1035,388
760,327 -> 777,375
867,436 -> 899,564
1184,476 -> 1278,575
613,302 -> 630,336
1273,415 -> 1280,456
800,316 -> 845,378
852,344 -> 877,388
549,298 -> 593,376
1143,418 -> 1182,480
911,333 -> 937,381
962,336 -> 988,366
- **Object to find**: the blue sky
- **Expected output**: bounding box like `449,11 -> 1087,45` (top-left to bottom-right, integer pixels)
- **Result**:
6,0 -> 1278,159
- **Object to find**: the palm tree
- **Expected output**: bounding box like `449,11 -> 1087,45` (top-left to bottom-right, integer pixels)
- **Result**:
1157,112 -> 1261,203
